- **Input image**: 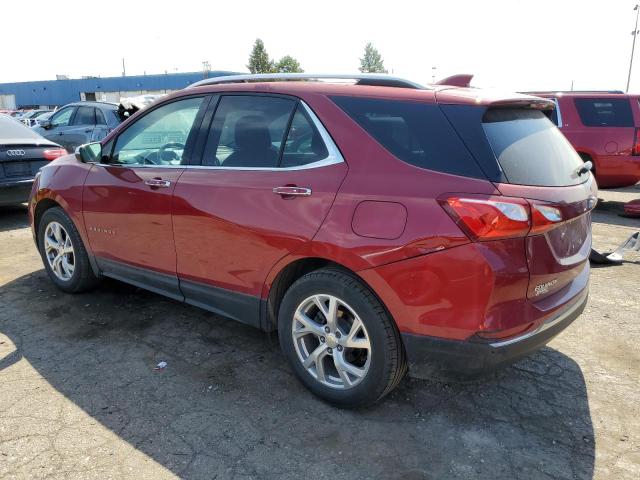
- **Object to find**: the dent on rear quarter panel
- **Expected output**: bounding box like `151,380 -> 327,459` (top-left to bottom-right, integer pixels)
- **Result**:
358,239 -> 531,340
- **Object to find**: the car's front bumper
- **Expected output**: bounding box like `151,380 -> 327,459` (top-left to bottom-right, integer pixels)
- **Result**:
401,287 -> 588,379
0,179 -> 33,206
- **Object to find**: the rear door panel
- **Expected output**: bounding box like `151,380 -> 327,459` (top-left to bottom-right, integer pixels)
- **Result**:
173,163 -> 347,297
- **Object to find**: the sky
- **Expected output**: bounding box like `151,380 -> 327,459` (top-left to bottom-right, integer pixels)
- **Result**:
2,0 -> 640,92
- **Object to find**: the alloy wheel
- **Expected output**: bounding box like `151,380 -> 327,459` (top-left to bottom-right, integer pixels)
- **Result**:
44,221 -> 75,281
292,294 -> 371,389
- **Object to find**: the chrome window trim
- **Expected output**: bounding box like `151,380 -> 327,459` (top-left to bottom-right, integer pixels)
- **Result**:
97,100 -> 344,172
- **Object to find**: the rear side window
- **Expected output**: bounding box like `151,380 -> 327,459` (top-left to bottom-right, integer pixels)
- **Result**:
482,109 -> 584,186
574,98 -> 633,127
331,96 -> 485,178
204,95 -> 295,168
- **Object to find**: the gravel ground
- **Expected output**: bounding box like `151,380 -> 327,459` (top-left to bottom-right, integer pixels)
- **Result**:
0,185 -> 638,480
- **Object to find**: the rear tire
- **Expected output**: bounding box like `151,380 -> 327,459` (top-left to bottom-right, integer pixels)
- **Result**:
278,268 -> 406,408
37,207 -> 99,293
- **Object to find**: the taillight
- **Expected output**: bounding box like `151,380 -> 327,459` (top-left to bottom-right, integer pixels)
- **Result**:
633,128 -> 640,156
529,203 -> 563,235
439,196 -> 530,241
43,148 -> 68,161
439,195 -> 564,241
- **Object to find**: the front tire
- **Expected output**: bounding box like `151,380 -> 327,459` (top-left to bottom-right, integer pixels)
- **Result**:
37,207 -> 99,293
278,269 -> 406,407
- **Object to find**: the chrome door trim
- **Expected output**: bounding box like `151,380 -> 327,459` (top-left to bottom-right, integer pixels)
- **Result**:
144,179 -> 171,188
272,186 -> 312,196
93,100 -> 344,172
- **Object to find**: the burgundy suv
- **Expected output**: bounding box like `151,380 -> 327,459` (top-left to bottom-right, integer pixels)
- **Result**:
528,91 -> 640,188
29,74 -> 596,407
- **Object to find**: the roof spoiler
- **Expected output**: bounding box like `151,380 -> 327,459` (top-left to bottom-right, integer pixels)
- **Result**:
435,74 -> 474,88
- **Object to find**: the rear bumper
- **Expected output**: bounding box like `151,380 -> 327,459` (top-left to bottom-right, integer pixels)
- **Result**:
0,179 -> 33,206
401,287 -> 588,379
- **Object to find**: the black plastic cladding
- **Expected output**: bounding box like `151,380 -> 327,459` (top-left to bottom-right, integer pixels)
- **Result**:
438,104 -> 507,183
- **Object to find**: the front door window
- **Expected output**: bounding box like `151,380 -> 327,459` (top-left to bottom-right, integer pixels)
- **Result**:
111,97 -> 205,166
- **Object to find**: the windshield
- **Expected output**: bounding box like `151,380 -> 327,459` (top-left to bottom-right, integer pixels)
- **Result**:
482,109 -> 585,186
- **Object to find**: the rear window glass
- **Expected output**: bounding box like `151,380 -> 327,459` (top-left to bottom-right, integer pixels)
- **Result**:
574,98 -> 633,127
331,96 -> 485,178
482,109 -> 585,186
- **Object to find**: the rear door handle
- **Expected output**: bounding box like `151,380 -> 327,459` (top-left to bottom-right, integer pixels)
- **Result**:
144,178 -> 171,188
272,186 -> 312,197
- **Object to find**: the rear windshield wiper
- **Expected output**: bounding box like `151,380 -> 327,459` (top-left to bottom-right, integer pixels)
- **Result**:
576,160 -> 593,176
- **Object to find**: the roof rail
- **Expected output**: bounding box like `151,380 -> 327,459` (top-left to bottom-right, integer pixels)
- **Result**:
187,73 -> 428,90
522,90 -> 625,95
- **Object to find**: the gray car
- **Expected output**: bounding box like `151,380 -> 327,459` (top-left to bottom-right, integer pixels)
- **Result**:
32,101 -> 120,152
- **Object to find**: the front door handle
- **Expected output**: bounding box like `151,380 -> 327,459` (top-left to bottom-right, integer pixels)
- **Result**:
144,178 -> 171,188
272,186 -> 312,197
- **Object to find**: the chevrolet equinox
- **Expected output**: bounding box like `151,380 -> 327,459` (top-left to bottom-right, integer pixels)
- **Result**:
29,74 -> 596,407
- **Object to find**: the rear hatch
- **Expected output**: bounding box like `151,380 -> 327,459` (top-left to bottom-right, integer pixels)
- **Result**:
439,94 -> 596,302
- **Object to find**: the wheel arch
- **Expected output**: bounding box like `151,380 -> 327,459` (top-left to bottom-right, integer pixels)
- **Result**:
33,197 -> 101,278
33,198 -> 64,245
262,256 -> 396,333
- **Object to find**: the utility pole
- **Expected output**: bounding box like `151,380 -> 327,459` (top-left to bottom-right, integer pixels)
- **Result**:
626,4 -> 640,92
202,60 -> 211,79
122,58 -> 126,77
432,66 -> 437,84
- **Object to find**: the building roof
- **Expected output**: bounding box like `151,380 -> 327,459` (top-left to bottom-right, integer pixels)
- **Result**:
0,71 -> 238,107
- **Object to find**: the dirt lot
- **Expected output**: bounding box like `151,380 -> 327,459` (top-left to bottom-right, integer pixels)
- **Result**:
1,186 -> 638,480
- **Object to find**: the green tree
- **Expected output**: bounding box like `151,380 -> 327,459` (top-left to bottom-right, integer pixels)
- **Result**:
275,55 -> 304,73
247,39 -> 275,74
359,42 -> 387,73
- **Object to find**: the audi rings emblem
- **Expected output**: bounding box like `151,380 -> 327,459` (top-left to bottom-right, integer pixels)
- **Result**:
6,149 -> 26,156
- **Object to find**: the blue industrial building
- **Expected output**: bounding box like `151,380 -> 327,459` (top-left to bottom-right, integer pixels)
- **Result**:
0,70 -> 237,109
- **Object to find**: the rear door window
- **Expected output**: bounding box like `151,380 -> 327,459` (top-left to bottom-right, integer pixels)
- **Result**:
73,106 -> 96,126
95,108 -> 107,125
482,109 -> 584,186
203,95 -> 295,168
281,105 -> 329,167
331,96 -> 485,178
574,98 -> 633,127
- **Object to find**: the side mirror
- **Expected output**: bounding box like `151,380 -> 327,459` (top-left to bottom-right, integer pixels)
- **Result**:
75,142 -> 102,163
40,120 -> 52,129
